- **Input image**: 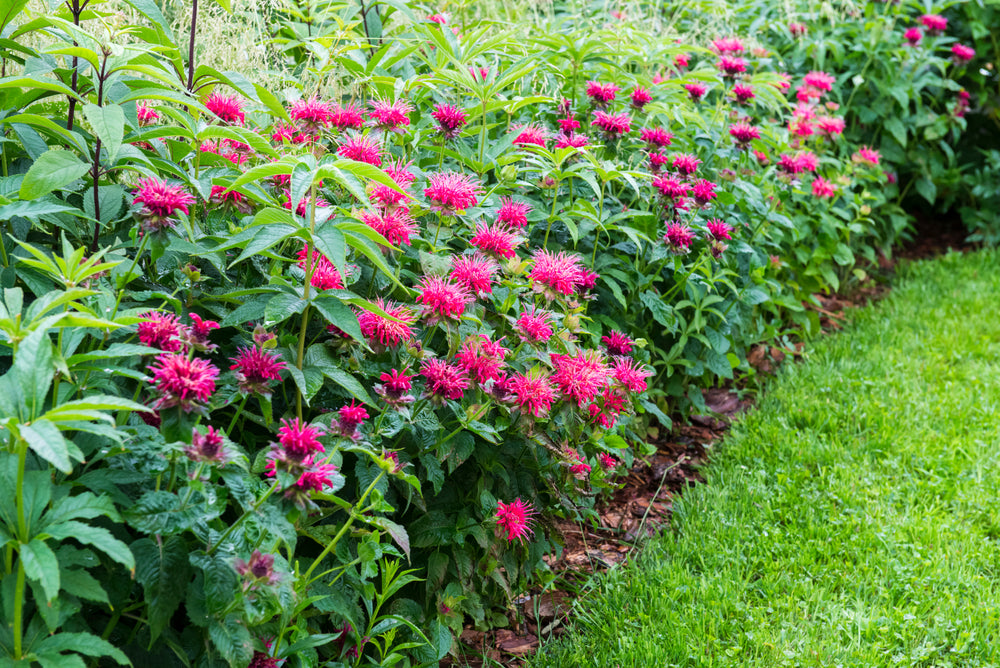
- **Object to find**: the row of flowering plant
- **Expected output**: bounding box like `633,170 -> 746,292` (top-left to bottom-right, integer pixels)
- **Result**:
0,0 -> 982,666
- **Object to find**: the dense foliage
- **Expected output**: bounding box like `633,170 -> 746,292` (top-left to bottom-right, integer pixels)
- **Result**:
0,0 -> 987,666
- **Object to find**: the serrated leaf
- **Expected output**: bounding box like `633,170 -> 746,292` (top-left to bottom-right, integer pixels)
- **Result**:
60,567 -> 109,605
265,293 -> 307,326
45,521 -> 135,571
21,538 -> 60,602
132,536 -> 192,641
83,103 -> 125,163
209,615 -> 254,667
123,490 -> 206,535
19,149 -> 90,200
35,632 -> 130,665
22,420 -> 75,473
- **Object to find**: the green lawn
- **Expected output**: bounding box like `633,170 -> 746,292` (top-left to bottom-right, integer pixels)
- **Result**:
532,249 -> 1000,667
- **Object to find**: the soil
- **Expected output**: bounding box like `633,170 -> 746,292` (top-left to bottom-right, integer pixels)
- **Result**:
444,213 -> 975,667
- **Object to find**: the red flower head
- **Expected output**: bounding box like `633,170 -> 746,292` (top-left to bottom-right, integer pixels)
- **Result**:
664,223 -> 695,253
424,172 -> 481,215
205,92 -> 245,125
184,313 -> 220,352
904,27 -> 922,46
337,133 -> 383,166
361,207 -> 418,247
132,178 -> 195,232
230,346 -> 286,396
368,159 -> 415,208
640,127 -> 674,148
330,103 -> 366,130
550,349 -> 610,406
184,426 -> 231,464
601,330 -> 634,356
555,133 -> 590,149
716,56 -> 747,77
789,22 -> 808,37
711,37 -> 745,55
529,250 -> 585,298
516,307 -> 553,343
289,97 -> 334,133
852,146 -> 881,167
592,111 -> 632,138
271,124 -> 315,145
497,197 -> 531,230
235,550 -> 279,587
336,401 -> 369,441
367,98 -> 412,132
919,13 -> 947,35
296,246 -> 344,290
284,191 -> 330,217
138,311 -> 183,352
431,103 -> 467,140
706,218 -> 733,241
149,353 -> 219,413
671,153 -> 701,176
684,82 -> 708,102
952,43 -> 975,63
376,368 -> 415,407
613,358 -> 653,393
673,53 -> 690,69
753,149 -> 769,165
630,86 -> 653,110
512,124 -> 549,146
728,121 -> 760,148
817,116 -> 845,138
564,447 -> 593,478
455,335 -> 509,384
420,358 -> 469,402
585,81 -> 619,105
811,177 -> 836,198
692,179 -> 718,206
470,222 -> 522,259
649,151 -> 670,172
450,253 -> 498,296
653,176 -> 690,201
557,116 -> 581,133
426,13 -> 446,23
137,102 -> 160,126
732,83 -> 755,104
357,298 -> 416,348
510,369 -> 557,419
277,417 -> 326,460
802,71 -> 835,93
416,275 -> 471,324
495,498 -> 536,542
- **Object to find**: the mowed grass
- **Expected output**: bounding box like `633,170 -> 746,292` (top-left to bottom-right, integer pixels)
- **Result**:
533,249 -> 1000,668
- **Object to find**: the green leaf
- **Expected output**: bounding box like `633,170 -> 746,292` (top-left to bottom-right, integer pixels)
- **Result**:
639,291 -> 676,333
35,632 -> 131,665
45,521 -> 135,572
83,103 -> 125,163
132,536 -> 192,641
265,293 -> 307,326
208,615 -> 254,667
228,223 -> 297,266
704,349 -> 734,380
311,223 -> 347,277
305,345 -> 373,404
119,0 -> 173,38
311,294 -> 363,343
22,420 -> 75,474
832,243 -> 854,267
0,199 -> 81,220
60,567 -> 110,605
914,176 -> 937,204
21,538 -> 60,602
884,117 -> 907,147
124,490 -> 206,535
0,0 -> 29,33
19,149 -> 91,200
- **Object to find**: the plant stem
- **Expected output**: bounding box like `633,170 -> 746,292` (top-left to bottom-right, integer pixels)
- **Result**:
295,184 -> 319,420
12,434 -> 28,659
227,394 -> 249,433
186,0 -> 198,91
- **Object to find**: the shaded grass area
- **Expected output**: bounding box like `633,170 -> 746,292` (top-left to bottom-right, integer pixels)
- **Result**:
533,249 -> 1000,667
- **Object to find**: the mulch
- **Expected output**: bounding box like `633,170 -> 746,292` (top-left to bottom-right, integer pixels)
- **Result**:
444,214 -> 977,667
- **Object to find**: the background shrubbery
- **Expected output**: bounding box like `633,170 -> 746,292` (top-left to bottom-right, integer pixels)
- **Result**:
0,0 -> 991,666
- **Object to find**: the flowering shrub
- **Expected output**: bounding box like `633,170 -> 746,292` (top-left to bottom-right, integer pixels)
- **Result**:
0,0 -> 986,665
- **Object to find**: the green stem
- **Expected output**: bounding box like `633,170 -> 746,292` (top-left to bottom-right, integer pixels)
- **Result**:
478,97 -> 488,167
295,184 -> 319,420
111,232 -> 151,321
12,559 -> 24,659
227,394 -> 250,433
12,434 -> 27,659
207,481 -> 280,555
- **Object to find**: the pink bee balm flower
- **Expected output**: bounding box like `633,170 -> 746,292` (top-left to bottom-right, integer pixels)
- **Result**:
277,417 -> 326,459
336,401 -> 368,441
516,307 -> 553,343
470,222 -> 522,259
137,102 -> 160,126
692,179 -> 718,206
292,461 -> 338,496
132,178 -> 195,232
649,151 -> 670,172
803,71 -> 835,92
732,83 -> 755,103
555,133 -> 590,149
711,37 -> 744,55
283,191 -> 329,217
184,314 -> 219,352
789,22 -> 808,37
512,124 -> 548,146
495,498 -> 536,542
664,223 -> 695,253
557,116 -> 581,133
601,330 -> 634,356
592,110 -> 632,138
297,246 -> 344,290
652,175 -> 690,200
613,358 -> 653,393
510,369 -> 558,418
599,452 -> 619,470
230,346 -> 286,396
497,197 -> 531,229
421,358 -> 469,401
289,97 -> 334,132
852,146 -> 881,166
671,153 -> 701,176
585,81 -> 619,104
684,83 -> 708,102
716,56 -> 747,77
205,92 -> 244,125
795,151 -> 819,172
184,426 -> 231,464
416,275 -> 471,323
788,118 -> 814,137
706,218 -> 733,241
149,353 -> 219,413
753,149 -> 769,165
529,250 -> 585,297
812,177 -> 836,198
361,207 -> 418,247
455,335 -> 509,384
450,253 -> 498,296
376,368 -> 415,407
904,27 -> 922,46
367,98 -> 412,132
368,159 -> 415,208
431,103 -> 467,140
138,312 -> 183,352
271,123 -> 315,145
729,121 -> 760,147
640,127 -> 674,148
630,86 -> 653,110
424,172 -> 481,215
337,133 -> 383,166
952,43 -> 975,63
674,53 -> 690,69
329,103 -> 366,130
357,298 -> 416,348
550,349 -> 610,406
817,116 -> 845,137
919,13 -> 947,34
426,13 -> 446,23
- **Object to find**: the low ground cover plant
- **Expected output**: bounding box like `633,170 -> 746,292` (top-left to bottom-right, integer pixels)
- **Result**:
0,0 -> 986,665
